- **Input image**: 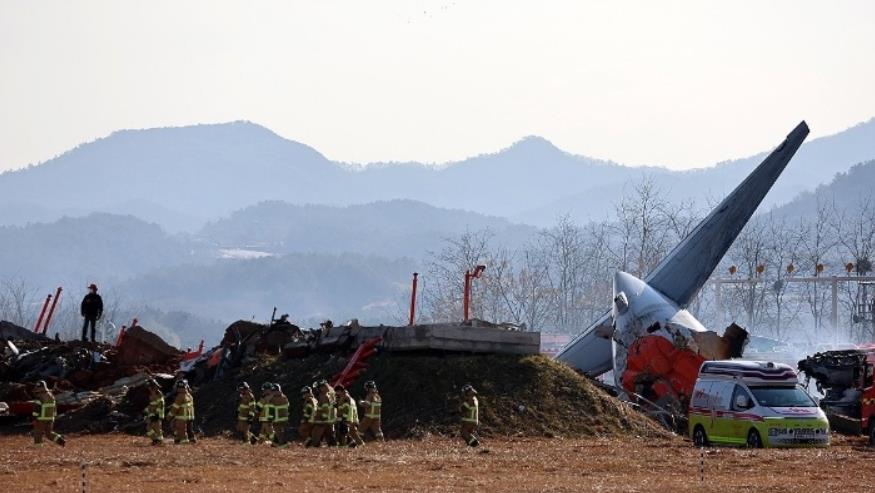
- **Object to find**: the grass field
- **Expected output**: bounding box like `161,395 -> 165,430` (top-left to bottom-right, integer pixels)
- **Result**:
1,434 -> 872,492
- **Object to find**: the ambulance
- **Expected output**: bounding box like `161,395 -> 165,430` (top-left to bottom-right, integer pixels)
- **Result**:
688,360 -> 830,448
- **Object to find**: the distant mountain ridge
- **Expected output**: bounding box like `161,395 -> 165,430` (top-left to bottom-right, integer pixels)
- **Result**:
768,159 -> 875,218
1,118 -> 873,231
199,199 -> 536,258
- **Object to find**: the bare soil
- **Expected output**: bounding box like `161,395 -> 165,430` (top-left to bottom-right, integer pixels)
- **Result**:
1,434 -> 873,492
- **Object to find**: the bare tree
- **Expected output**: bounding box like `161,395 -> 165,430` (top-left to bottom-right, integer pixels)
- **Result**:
725,219 -> 770,332
540,216 -> 587,330
801,199 -> 837,337
831,194 -> 875,340
0,277 -> 39,328
763,214 -> 805,340
423,229 -> 493,323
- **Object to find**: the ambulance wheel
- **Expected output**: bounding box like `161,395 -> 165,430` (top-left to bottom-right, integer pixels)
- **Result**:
692,425 -> 709,447
746,429 -> 763,449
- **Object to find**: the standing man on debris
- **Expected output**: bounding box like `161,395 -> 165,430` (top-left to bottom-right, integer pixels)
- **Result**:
305,380 -> 334,447
270,384 -> 290,448
31,380 -> 66,447
358,380 -> 384,441
298,386 -> 317,442
144,378 -> 165,446
168,380 -> 195,444
256,382 -> 275,444
80,283 -> 103,343
335,384 -> 364,447
459,384 -> 480,447
236,382 -> 256,443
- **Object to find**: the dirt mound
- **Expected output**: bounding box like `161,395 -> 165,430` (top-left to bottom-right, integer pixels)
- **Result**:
193,353 -> 667,439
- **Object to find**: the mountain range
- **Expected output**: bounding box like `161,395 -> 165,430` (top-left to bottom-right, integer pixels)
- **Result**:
3,118 -> 873,231
2,118 -> 874,345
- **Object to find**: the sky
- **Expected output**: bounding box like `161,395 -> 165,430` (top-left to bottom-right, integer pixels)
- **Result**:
1,0 -> 874,172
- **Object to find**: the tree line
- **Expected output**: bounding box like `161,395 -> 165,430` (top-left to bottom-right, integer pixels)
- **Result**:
415,176 -> 875,344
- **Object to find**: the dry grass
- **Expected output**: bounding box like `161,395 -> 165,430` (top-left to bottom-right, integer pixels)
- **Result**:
1,434 -> 873,492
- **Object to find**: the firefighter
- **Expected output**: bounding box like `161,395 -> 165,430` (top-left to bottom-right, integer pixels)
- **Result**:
305,380 -> 334,447
358,380 -> 384,441
236,382 -> 256,443
299,386 -> 317,442
325,380 -> 339,446
459,384 -> 480,447
144,378 -> 165,446
31,380 -> 65,447
167,380 -> 195,444
269,383 -> 290,447
80,283 -> 103,343
256,382 -> 275,444
335,384 -> 364,447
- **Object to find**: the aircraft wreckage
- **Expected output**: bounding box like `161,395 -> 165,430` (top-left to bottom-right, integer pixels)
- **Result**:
556,121 -> 810,415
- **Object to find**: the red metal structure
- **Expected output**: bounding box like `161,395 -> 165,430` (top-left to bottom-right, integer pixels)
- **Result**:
331,337 -> 383,389
33,294 -> 52,333
40,287 -> 62,334
621,335 -> 706,410
115,319 -> 135,348
409,272 -> 419,326
463,265 -> 486,322
182,340 -> 206,361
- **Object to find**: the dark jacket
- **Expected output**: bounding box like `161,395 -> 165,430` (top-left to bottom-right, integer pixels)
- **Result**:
81,293 -> 103,319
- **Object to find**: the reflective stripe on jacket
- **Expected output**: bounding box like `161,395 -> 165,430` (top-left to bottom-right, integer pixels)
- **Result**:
147,396 -> 165,419
314,400 -> 334,425
33,399 -> 56,421
302,398 -> 317,423
461,397 -> 479,424
238,392 -> 254,420
171,392 -> 195,421
273,395 -> 290,423
258,399 -> 274,422
361,395 -> 382,419
337,397 -> 359,423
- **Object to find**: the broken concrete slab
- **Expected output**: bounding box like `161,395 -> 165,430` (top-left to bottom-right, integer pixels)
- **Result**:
379,323 -> 540,354
116,326 -> 182,366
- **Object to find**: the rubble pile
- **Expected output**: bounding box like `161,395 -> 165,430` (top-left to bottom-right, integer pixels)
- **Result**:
182,317 -> 539,387
3,317 -> 663,440
0,320 -> 181,433
193,352 -> 667,439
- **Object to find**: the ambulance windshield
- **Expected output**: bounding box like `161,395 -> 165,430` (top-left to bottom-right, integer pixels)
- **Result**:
749,386 -> 816,408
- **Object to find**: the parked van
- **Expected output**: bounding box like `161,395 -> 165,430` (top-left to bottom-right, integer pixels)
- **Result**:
688,360 -> 830,448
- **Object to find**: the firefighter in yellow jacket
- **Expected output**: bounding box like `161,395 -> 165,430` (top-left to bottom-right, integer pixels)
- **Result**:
31,380 -> 65,447
236,382 -> 256,443
335,384 -> 364,447
358,380 -> 384,441
256,382 -> 275,444
167,380 -> 195,444
270,383 -> 290,448
144,378 -> 165,446
305,380 -> 334,447
459,384 -> 480,447
299,386 -> 317,441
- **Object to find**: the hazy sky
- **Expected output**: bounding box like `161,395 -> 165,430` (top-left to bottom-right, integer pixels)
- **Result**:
2,1 -> 874,172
